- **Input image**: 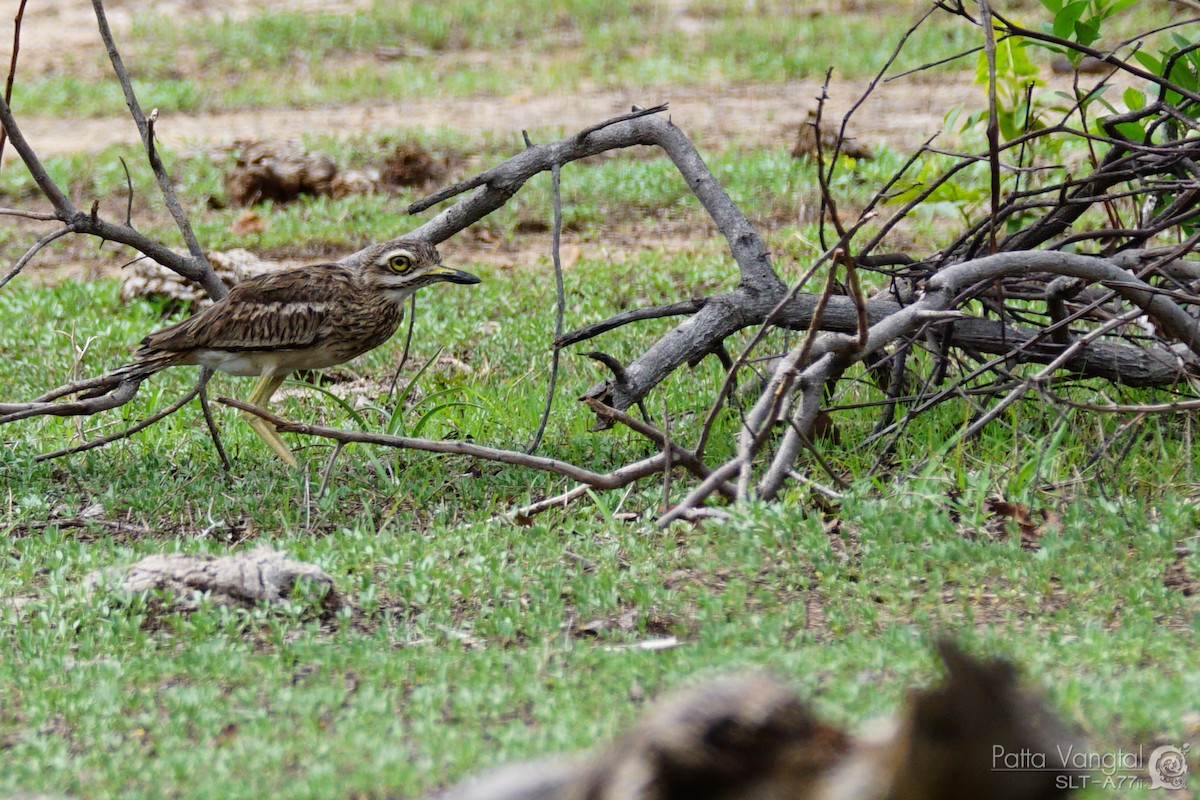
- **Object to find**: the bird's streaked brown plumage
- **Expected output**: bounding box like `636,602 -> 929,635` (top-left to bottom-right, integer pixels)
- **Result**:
101,237 -> 480,464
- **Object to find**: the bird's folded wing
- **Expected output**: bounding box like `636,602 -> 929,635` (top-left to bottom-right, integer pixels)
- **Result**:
143,265 -> 351,353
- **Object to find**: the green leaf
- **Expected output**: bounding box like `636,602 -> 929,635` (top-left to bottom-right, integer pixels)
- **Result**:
1114,120 -> 1145,140
1132,50 -> 1162,75
1166,60 -> 1199,93
1073,18 -> 1100,48
1102,0 -> 1140,17
1123,86 -> 1145,111
1053,0 -> 1089,40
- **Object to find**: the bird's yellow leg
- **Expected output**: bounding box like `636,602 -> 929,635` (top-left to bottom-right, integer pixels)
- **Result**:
240,374 -> 297,466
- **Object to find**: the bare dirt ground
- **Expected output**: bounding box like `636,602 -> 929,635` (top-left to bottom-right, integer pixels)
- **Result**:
13,77 -> 979,159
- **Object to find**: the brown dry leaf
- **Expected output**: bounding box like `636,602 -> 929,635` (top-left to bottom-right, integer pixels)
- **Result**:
230,209 -> 265,237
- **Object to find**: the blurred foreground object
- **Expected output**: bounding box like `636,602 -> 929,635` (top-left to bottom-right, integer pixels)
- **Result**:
431,641 -> 1080,800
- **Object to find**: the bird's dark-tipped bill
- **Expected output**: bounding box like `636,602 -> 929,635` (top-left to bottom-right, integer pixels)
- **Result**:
437,268 -> 482,285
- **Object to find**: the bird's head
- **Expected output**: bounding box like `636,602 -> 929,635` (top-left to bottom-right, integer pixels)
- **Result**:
347,238 -> 481,302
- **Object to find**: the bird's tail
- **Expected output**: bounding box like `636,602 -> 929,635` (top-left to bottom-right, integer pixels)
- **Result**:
77,349 -> 178,400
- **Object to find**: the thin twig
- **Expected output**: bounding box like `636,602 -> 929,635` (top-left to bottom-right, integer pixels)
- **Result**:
387,294 -> 418,400
0,380 -> 142,424
223,396 -> 658,488
0,207 -> 57,221
659,391 -> 673,510
118,156 -> 134,226
574,103 -> 670,142
510,454 -> 667,519
527,160 -> 565,454
943,310 -> 1144,448
0,0 -> 29,165
408,105 -> 670,215
195,368 -> 232,475
583,397 -> 735,500
657,460 -> 742,528
557,299 -> 706,348
90,0 -> 220,297
0,226 -> 71,289
979,0 -> 1001,254
34,381 -> 203,462
318,441 -> 346,498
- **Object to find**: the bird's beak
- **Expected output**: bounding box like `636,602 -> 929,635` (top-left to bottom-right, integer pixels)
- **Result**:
431,266 -> 482,285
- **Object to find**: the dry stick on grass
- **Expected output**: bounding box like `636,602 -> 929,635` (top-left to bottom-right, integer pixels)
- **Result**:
32,372 -> 210,462
864,243 -> 1200,463
222,396 -> 674,499
402,104 -> 1196,510
946,310 -> 1146,447
582,397 -> 736,501
408,108 -> 788,427
513,455 -> 669,519
0,381 -> 143,424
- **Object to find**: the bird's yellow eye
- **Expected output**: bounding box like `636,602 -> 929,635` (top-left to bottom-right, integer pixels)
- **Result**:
388,254 -> 413,273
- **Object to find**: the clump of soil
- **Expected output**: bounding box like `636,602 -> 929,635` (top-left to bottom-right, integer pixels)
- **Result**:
222,139 -> 456,207
380,140 -> 451,189
224,140 -> 339,206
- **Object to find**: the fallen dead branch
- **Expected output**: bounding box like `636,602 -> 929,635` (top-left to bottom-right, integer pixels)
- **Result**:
221,396 -> 677,514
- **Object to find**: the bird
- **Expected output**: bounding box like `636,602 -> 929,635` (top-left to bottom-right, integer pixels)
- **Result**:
93,237 -> 480,466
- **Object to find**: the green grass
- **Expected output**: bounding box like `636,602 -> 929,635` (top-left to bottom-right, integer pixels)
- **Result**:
1,467 -> 1197,798
2,1 -> 1199,797
2,112 -> 1198,800
2,230 -> 1199,797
